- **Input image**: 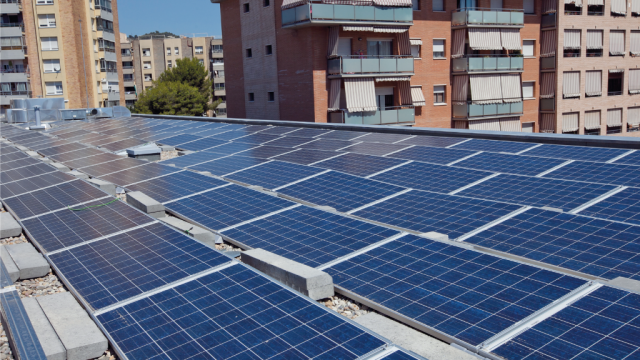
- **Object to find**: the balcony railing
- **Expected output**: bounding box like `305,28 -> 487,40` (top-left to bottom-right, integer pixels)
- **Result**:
211,49 -> 223,53
331,106 -> 415,125
451,8 -> 524,27
453,101 -> 523,118
0,22 -> 23,28
452,55 -> 523,73
282,3 -> 413,27
0,90 -> 31,96
608,91 -> 622,96
540,98 -> 554,111
97,26 -> 114,33
328,55 -> 414,76
541,13 -> 555,28
122,65 -> 134,69
541,56 -> 555,69
0,0 -> 21,3
0,68 -> 27,74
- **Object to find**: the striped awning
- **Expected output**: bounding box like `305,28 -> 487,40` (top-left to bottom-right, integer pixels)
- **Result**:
565,0 -> 582,7
541,30 -> 556,57
607,108 -> 622,126
328,26 -> 339,57
586,30 -> 603,50
375,77 -> 410,82
470,74 -> 503,104
541,72 -> 555,99
282,0 -> 306,9
452,29 -> 466,59
609,69 -> 624,73
344,78 -> 377,112
585,70 -> 602,96
500,117 -> 522,132
564,30 -> 581,50
374,26 -> 409,33
398,31 -> 411,56
610,31 -> 625,55
563,71 -> 580,98
501,29 -> 521,50
633,0 -> 640,14
343,26 -> 375,31
543,0 -> 557,12
611,0 -> 626,14
453,121 -> 468,129
584,111 -> 601,130
587,0 -> 603,4
501,74 -> 522,103
373,0 -> 412,6
409,39 -> 422,46
540,113 -> 556,133
323,0 -> 373,4
469,28 -> 502,50
328,79 -> 341,111
469,119 -> 501,131
628,107 -> 640,127
398,81 -> 412,106
452,75 -> 469,105
562,112 -> 579,132
632,31 -> 640,55
630,69 -> 640,94
410,86 -> 426,106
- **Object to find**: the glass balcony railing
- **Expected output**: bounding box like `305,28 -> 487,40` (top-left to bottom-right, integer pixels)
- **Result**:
541,56 -> 555,69
452,55 -> 523,72
282,3 -> 413,27
451,8 -> 524,26
541,13 -> 555,28
540,98 -> 555,111
328,55 -> 414,76
453,101 -> 523,118
330,106 -> 415,125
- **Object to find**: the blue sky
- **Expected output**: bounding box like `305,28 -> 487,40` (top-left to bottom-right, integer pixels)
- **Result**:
117,0 -> 222,38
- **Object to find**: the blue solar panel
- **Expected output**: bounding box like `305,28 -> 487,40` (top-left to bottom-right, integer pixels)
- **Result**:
317,130 -> 369,141
203,142 -> 258,155
325,234 -> 587,346
1,151 -> 29,162
611,150 -> 640,166
451,139 -> 536,154
258,126 -> 300,135
97,264 -> 388,360
99,163 -> 182,187
226,161 -> 327,190
223,206 -> 399,267
165,184 -> 294,230
297,139 -> 360,151
278,171 -> 406,212
453,153 -> 568,176
522,144 -> 630,162
493,286 -> 640,360
159,151 -> 230,168
210,131 -> 255,141
0,157 -> 44,172
543,161 -> 640,187
387,146 -> 477,165
1,171 -> 77,199
313,153 -> 406,177
262,136 -> 314,148
1,163 -> 57,183
235,146 -> 296,159
272,149 -> 343,165
126,171 -> 228,203
175,137 -> 229,151
457,174 -> 617,211
356,133 -> 414,144
189,155 -> 269,176
185,128 -> 233,137
354,190 -> 521,239
287,128 -> 332,138
341,142 -> 411,156
233,133 -> 282,145
578,187 -> 640,226
464,208 -> 640,280
372,162 -> 493,194
156,134 -> 203,146
49,223 -> 231,310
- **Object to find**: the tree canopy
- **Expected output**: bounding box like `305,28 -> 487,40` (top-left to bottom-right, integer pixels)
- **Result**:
128,31 -> 179,39
158,58 -> 212,97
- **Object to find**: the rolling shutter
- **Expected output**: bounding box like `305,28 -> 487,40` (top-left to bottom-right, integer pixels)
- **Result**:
452,75 -> 469,105
584,111 -> 601,130
609,31 -> 625,56
541,30 -> 556,57
562,71 -> 580,98
328,79 -> 341,111
607,108 -> 622,126
630,69 -> 640,94
585,71 -> 602,96
562,112 -> 579,132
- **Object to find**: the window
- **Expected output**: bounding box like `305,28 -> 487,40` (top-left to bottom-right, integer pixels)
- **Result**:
432,0 -> 444,11
98,38 -> 116,52
248,92 -> 255,101
43,59 -> 61,73
368,40 -> 392,56
1,37 -> 23,50
212,58 -> 224,64
433,40 -> 445,59
522,81 -> 534,98
41,37 -> 58,51
199,59 -> 204,65
243,3 -> 250,12
564,2 -> 582,15
175,47 -> 179,55
38,14 -> 56,28
412,0 -> 420,10
524,0 -> 534,13
195,46 -> 203,54
100,59 -> 117,72
246,48 -> 252,58
608,71 -> 623,96
212,44 -> 223,53
264,0 -> 270,5
143,61 -> 151,69
214,70 -> 225,78
45,82 -> 63,95
214,83 -> 225,90
167,60 -> 172,68
587,3 -> 604,15
265,45 -> 273,55
434,85 -> 445,104
36,0 -> 53,4
523,40 -> 535,57
97,18 -> 113,32
411,45 -> 420,58
144,74 -> 153,82
268,92 -> 275,102
167,48 -> 171,56
142,48 -> 151,57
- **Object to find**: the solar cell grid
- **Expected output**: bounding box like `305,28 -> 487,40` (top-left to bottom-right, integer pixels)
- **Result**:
223,206 -> 399,267
62,153 -> 122,169
451,139 -> 535,154
99,163 -> 182,186
522,144 -> 630,163
182,128 -> 232,137
315,130 -> 368,141
48,148 -> 106,163
396,136 -> 469,148
453,152 -> 567,176
97,264 -> 388,360
354,190 -> 522,239
1,171 -> 76,199
226,161 -> 326,189
235,146 -> 296,159
313,152 -> 407,177
0,163 -> 57,183
159,151 -> 229,168
55,130 -> 92,139
100,138 -> 149,152
612,150 -> 640,166
464,208 -> 640,280
126,171 -> 228,203
341,142 -> 411,156
205,142 -> 258,155
578,187 -> 640,226
79,157 -> 147,177
262,136 -> 314,148
0,151 -> 29,162
0,144 -> 19,153
49,222 -> 231,310
188,155 -> 269,176
297,139 -> 360,151
356,133 -> 414,144
172,137 -> 228,151
272,149 -> 343,165
68,133 -> 105,144
254,126 -> 300,135
387,146 -> 477,165
493,286 -> 640,360
326,234 -> 587,346
0,157 -> 41,171
80,135 -> 124,147
18,138 -> 67,150
233,133 -> 283,145
286,128 -> 332,138
157,134 -> 203,146
543,161 -> 640,187
209,131 -> 254,142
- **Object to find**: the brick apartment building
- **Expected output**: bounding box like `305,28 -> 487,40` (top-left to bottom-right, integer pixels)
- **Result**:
210,0 -> 639,135
0,0 -> 125,115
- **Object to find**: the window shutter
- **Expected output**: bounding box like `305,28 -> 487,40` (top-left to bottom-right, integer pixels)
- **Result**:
523,40 -> 534,56
432,0 -> 443,10
522,82 -> 534,98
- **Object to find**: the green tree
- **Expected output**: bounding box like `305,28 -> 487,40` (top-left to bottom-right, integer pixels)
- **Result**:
157,57 -> 212,98
132,82 -> 209,116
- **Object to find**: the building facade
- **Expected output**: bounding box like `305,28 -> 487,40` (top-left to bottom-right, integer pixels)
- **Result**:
211,0 -> 639,135
0,0 -> 125,116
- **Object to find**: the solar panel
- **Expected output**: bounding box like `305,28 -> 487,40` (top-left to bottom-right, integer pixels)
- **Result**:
47,148 -> 106,163
1,151 -> 29,162
1,163 -> 57,183
341,143 -> 411,156
29,139 -> 72,150
256,126 -> 300,135
55,129 -> 92,139
226,161 -> 326,189
272,149 -> 343,165
97,263 -> 388,360
387,146 -> 477,165
396,135 -> 469,148
157,134 -> 203,146
0,157 -> 41,171
84,136 -> 128,147
67,133 -> 105,144
79,157 -> 147,177
278,171 -> 406,212
38,142 -> 91,157
62,153 -> 122,169
262,136 -> 314,148
356,133 -> 414,144
611,150 -> 640,166
99,163 -> 183,186
165,184 -> 294,230
354,190 -> 521,239
372,162 -> 493,194
100,138 -> 149,152
318,130 -> 369,141
126,171 -> 228,203
493,285 -> 640,360
543,161 -> 640,187
1,171 -> 76,199
522,144 -> 630,162
450,139 -> 536,154
379,348 -> 425,360
453,152 -> 567,176
233,133 -> 283,145
22,199 -> 154,253
297,139 -> 360,151
3,179 -> 109,220
287,128 -> 332,138
172,137 -> 228,151
313,153 -> 407,177
189,155 -> 269,176
209,131 -> 254,141
325,234 -> 587,346
235,146 -> 296,159
578,187 -> 640,226
204,142 -> 258,155
49,223 -> 231,310
463,208 -> 640,280
159,151 -> 229,168
457,174 -> 617,212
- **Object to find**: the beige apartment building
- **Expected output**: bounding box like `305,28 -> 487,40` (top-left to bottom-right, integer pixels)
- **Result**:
0,0 -> 125,114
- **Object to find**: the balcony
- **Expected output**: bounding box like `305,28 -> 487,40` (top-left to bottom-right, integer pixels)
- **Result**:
541,13 -> 555,28
0,69 -> 28,82
0,90 -> 31,105
540,98 -> 555,111
330,106 -> 415,125
453,101 -> 523,119
124,92 -> 137,100
452,55 -> 523,73
121,55 -> 132,62
107,91 -> 120,101
451,8 -> 524,27
328,55 -> 413,78
282,3 -> 413,28
540,56 -> 555,70
0,0 -> 20,14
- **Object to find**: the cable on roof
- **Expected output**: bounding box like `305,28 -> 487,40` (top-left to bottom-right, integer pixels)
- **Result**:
67,198 -> 119,211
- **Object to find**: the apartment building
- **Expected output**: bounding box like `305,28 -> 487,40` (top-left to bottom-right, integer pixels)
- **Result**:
211,0 -> 638,134
0,0 -> 125,115
120,33 -> 136,107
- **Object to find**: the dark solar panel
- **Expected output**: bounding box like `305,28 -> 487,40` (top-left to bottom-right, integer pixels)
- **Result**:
189,155 -> 269,176
79,157 -> 147,177
126,171 -> 228,203
233,133 -> 282,145
67,133 -> 104,144
316,130 -> 369,141
82,136 -> 126,147
100,138 -> 149,152
48,148 -> 106,163
261,136 -> 314,148
156,134 -> 203,146
1,163 -> 57,183
173,137 -> 228,151
62,153 -> 122,169
543,161 -> 640,187
55,129 -> 92,139
279,171 -> 406,212
226,161 -> 326,189
372,162 -> 493,194
451,139 -> 536,154
1,171 -> 76,199
297,139 -> 360,151
49,223 -> 231,310
396,136 -> 469,148
1,151 -> 29,162
578,187 -> 640,226
38,142 -> 91,157
249,126 -> 299,135
464,208 -> 640,280
355,133 -> 414,144
209,131 -> 253,141
341,142 -> 411,156
235,146 -> 296,159
313,153 -> 407,177
99,163 -> 182,186
204,142 -> 258,155
325,234 -> 587,346
29,139 -> 72,150
387,146 -> 477,165
166,184 -> 294,230
183,128 -> 232,137
286,128 -> 332,138
522,144 -> 630,162
223,206 -> 399,267
453,152 -> 567,176
354,190 -> 521,239
159,151 -> 229,168
22,199 -> 154,253
97,264 -> 387,360
611,150 -> 640,166
0,157 -> 41,171
272,149 -> 343,165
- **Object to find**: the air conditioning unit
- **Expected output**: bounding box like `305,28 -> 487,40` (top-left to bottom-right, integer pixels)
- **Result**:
87,107 -> 113,118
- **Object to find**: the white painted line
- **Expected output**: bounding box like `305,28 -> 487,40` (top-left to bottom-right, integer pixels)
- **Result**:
392,135 -> 416,144
383,145 -> 414,157
516,143 -> 543,154
218,204 -> 302,232
569,186 -> 628,215
365,160 -> 413,179
606,150 -> 636,164
317,232 -> 409,271
222,159 -> 274,177
308,152 -> 347,166
272,169 -> 332,191
456,206 -> 532,242
346,189 -> 413,215
535,160 -> 574,178
163,183 -> 233,205
448,173 -> 500,195
445,138 -> 472,148
19,195 -> 113,221
446,151 -> 483,166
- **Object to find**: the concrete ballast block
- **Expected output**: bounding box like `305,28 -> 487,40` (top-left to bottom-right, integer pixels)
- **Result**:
15,145 -> 29,151
127,191 -> 165,218
0,246 -> 20,283
50,162 -> 70,172
37,293 -> 107,360
68,170 -> 89,180
26,151 -> 41,158
5,243 -> 49,280
86,178 -> 116,196
22,298 -> 66,360
0,212 -> 22,239
421,231 -> 449,242
158,217 -> 218,247
242,249 -> 334,300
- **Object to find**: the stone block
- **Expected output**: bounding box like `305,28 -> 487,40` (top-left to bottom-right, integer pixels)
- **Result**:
5,243 -> 49,280
50,162 -> 70,172
15,145 -> 29,151
126,191 -> 165,214
178,150 -> 195,156
37,293 -> 107,360
0,212 -> 22,239
421,231 -> 449,242
0,247 -> 19,283
85,179 -> 116,196
158,217 -> 217,247
242,249 -> 334,300
22,298 -> 66,360
127,144 -> 160,156
160,145 -> 175,152
68,170 -> 89,180
26,151 -> 41,158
